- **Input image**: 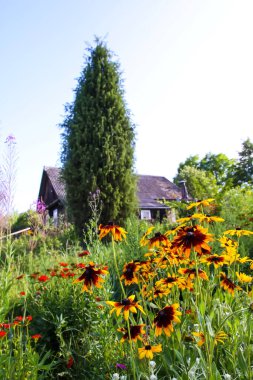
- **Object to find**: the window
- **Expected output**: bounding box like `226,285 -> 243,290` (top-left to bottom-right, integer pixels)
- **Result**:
140,210 -> 151,220
53,208 -> 58,226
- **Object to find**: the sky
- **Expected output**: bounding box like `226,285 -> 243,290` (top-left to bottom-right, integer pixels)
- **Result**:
1,0 -> 253,213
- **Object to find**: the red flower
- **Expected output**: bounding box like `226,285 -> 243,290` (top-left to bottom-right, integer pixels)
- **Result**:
19,291 -> 26,296
76,263 -> 86,269
31,334 -> 42,340
67,356 -> 74,368
0,331 -> 7,338
38,275 -> 50,282
59,262 -> 68,267
78,250 -> 90,257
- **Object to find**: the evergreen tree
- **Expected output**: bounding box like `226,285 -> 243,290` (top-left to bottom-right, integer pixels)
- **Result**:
60,40 -> 137,233
234,138 -> 253,186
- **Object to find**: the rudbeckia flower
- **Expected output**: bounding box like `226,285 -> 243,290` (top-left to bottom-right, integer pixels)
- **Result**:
236,272 -> 252,283
106,295 -> 145,320
220,272 -> 241,295
140,226 -> 155,246
153,304 -> 181,336
178,268 -> 208,281
99,223 -> 127,241
187,199 -> 215,210
192,331 -> 205,346
146,232 -> 170,249
171,225 -> 213,257
118,324 -> 145,342
200,254 -> 225,268
138,344 -> 162,359
73,262 -> 108,292
224,228 -> 253,237
191,213 -> 224,223
120,261 -> 140,285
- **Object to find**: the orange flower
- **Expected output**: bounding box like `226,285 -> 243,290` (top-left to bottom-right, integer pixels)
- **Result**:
178,268 -> 208,281
99,223 -> 127,241
106,295 -> 145,320
220,272 -> 241,295
120,261 -> 140,285
118,324 -> 145,342
138,344 -> 162,359
171,225 -> 213,257
200,254 -> 225,268
73,262 -> 108,292
154,304 -> 181,336
31,334 -> 42,341
146,232 -> 170,249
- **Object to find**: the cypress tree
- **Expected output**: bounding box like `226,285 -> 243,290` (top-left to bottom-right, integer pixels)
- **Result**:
60,40 -> 137,233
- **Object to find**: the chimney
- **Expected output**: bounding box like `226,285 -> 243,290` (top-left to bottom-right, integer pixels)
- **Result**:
179,180 -> 189,201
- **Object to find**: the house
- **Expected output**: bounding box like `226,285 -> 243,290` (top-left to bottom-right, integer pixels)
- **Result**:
38,166 -> 188,224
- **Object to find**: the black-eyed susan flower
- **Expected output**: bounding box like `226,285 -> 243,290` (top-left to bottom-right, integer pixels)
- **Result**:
200,254 -> 225,268
147,232 -> 170,249
214,331 -> 228,344
118,324 -> 145,342
224,228 -> 253,237
220,272 -> 241,295
153,286 -> 171,299
140,226 -> 155,246
99,223 -> 127,241
187,199 -> 215,210
106,295 -> 145,320
155,274 -> 187,289
120,261 -> 140,285
178,267 -> 208,281
153,304 -> 181,336
171,225 -> 213,257
191,213 -> 224,223
73,262 -> 108,292
138,344 -> 162,359
236,272 -> 252,283
192,331 -> 205,346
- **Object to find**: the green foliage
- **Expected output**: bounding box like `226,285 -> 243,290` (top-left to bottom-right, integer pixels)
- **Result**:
60,39 -> 137,234
174,153 -> 235,195
174,165 -> 219,200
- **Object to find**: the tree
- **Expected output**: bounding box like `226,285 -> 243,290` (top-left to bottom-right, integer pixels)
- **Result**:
60,40 -> 137,233
175,166 -> 219,200
174,153 -> 235,194
234,138 -> 253,186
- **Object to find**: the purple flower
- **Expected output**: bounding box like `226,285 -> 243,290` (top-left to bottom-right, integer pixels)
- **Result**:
116,363 -> 127,370
5,134 -> 16,145
36,199 -> 47,214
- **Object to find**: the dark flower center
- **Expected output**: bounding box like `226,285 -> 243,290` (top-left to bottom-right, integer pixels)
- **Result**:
155,232 -> 161,238
122,298 -> 131,306
145,345 -> 151,350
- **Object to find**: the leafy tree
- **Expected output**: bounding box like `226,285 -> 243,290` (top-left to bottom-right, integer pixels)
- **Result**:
199,153 -> 235,192
174,153 -> 235,194
60,40 -> 137,233
234,138 -> 253,186
175,166 -> 219,200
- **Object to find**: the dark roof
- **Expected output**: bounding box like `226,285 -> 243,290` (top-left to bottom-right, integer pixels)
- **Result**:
137,175 -> 182,207
44,167 -> 66,202
39,168 -> 183,210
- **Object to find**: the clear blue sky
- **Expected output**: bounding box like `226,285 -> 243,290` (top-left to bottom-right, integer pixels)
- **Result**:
1,0 -> 253,213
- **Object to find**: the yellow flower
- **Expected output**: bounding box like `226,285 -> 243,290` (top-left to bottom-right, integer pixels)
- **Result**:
236,272 -> 252,283
99,223 -> 127,241
191,213 -> 224,223
138,344 -> 162,359
192,331 -> 205,346
215,331 -> 228,345
187,199 -> 215,210
106,295 -> 145,320
220,272 -> 241,295
200,254 -> 225,268
140,226 -> 155,246
154,304 -> 181,337
224,228 -> 253,237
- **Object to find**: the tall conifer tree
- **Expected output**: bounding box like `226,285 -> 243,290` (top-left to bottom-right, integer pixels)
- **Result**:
60,40 -> 137,233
